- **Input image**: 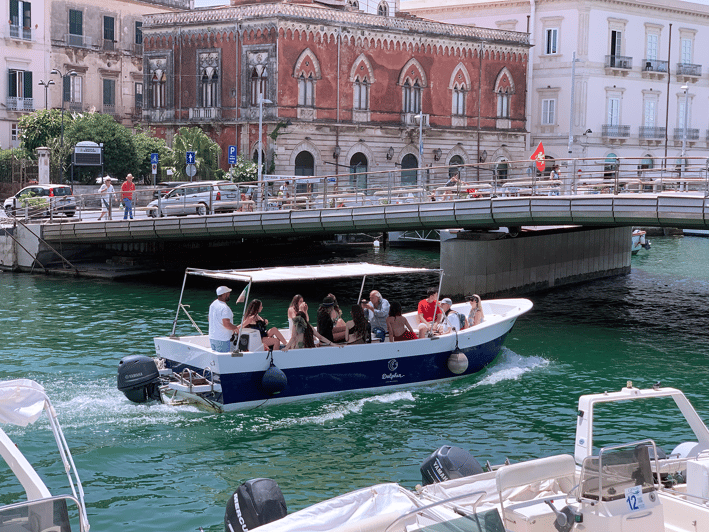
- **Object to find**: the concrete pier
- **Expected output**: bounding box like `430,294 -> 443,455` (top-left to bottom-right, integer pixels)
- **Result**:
440,226 -> 631,299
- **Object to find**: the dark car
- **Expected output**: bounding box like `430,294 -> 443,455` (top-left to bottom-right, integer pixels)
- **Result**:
4,184 -> 76,217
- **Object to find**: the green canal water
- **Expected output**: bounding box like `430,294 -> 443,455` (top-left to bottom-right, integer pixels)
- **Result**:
2,236 -> 709,531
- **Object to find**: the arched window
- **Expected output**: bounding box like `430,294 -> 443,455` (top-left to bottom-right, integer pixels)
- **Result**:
496,89 -> 510,118
604,153 -> 618,178
449,155 -> 464,178
453,84 -> 465,116
200,67 -> 218,108
151,70 -> 166,108
401,153 -> 418,186
354,76 -> 368,110
639,155 -> 653,170
349,0 -> 359,9
298,73 -> 314,107
250,66 -> 268,106
349,153 -> 368,190
495,159 -> 508,182
403,79 -> 422,114
377,1 -> 388,16
295,151 -> 315,176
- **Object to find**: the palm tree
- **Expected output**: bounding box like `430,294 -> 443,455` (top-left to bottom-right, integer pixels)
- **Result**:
170,127 -> 222,180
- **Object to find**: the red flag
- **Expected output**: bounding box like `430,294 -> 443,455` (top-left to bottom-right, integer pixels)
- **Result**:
530,141 -> 545,172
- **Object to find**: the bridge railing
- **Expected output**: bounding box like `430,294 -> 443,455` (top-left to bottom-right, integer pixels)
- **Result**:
3,156 -> 708,222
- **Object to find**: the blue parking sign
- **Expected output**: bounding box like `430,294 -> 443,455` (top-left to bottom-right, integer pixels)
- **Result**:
228,145 -> 237,165
186,151 -> 196,165
150,153 -> 159,165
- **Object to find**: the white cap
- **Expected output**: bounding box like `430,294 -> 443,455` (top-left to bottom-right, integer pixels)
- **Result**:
216,286 -> 232,296
440,298 -> 453,306
104,176 -> 112,182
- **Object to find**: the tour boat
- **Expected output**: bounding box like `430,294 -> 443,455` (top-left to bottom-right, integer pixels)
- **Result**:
0,379 -> 90,532
117,263 -> 532,412
227,383 -> 709,532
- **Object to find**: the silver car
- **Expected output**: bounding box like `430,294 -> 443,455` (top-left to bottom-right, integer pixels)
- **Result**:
4,184 -> 76,217
146,181 -> 241,217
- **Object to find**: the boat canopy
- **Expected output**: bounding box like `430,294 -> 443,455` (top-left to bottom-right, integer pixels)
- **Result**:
0,379 -> 48,427
185,263 -> 441,284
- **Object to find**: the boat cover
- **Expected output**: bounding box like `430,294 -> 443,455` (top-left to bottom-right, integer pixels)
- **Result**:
186,262 -> 440,284
0,379 -> 48,426
256,483 -> 421,532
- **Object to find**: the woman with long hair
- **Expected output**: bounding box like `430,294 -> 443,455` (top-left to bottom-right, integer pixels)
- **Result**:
287,294 -> 308,330
466,294 -> 484,326
284,311 -> 333,350
345,304 -> 370,344
386,301 -> 417,342
242,299 -> 288,351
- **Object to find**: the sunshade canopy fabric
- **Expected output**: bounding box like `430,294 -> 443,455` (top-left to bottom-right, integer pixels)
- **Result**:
0,380 -> 48,426
185,263 -> 441,284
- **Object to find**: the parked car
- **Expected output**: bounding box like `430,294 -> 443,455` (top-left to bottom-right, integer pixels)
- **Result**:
153,181 -> 190,199
146,181 -> 241,217
3,184 -> 76,217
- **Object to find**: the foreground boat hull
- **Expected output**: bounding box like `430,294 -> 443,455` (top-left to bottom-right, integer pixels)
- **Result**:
151,299 -> 531,412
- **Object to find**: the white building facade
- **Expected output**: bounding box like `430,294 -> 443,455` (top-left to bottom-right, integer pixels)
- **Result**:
405,0 -> 709,169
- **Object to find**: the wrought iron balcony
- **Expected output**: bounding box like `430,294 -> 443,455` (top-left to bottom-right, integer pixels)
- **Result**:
673,127 -> 699,141
6,97 -> 34,111
639,126 -> 666,139
143,108 -> 171,122
68,102 -> 83,112
102,104 -> 117,116
641,59 -> 668,73
131,43 -> 143,56
677,63 -> 701,77
605,55 -> 632,69
103,39 -> 115,52
602,124 -> 631,138
65,33 -> 92,48
9,24 -> 32,40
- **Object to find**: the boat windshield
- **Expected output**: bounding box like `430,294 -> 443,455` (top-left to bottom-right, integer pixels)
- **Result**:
410,509 -> 504,532
0,496 -> 85,532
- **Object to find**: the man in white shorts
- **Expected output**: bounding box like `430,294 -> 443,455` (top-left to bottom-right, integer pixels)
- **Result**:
208,286 -> 241,352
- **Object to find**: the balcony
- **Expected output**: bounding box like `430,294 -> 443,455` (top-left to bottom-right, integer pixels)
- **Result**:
8,24 -> 32,40
641,59 -> 668,79
402,113 -> 429,127
602,124 -> 630,138
639,126 -> 666,140
6,97 -> 34,112
131,43 -> 143,56
189,107 -> 221,120
605,55 -> 632,74
68,101 -> 83,112
144,108 -> 171,122
103,39 -> 116,52
677,63 -> 701,81
673,128 -> 699,141
102,104 -> 117,116
65,33 -> 92,48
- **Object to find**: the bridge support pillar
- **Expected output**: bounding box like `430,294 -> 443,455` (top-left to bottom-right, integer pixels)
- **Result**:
440,226 -> 632,299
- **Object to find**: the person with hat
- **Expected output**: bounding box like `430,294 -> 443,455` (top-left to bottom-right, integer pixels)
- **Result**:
209,286 -> 241,352
121,173 -> 136,220
438,298 -> 466,334
97,176 -> 117,221
466,294 -> 484,326
361,289 -> 390,342
317,295 -> 345,343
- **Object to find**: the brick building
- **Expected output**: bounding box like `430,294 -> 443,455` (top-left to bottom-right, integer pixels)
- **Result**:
142,0 -> 530,186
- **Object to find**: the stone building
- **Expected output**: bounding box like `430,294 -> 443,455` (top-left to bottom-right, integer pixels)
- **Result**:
405,0 -> 709,168
142,0 -> 530,185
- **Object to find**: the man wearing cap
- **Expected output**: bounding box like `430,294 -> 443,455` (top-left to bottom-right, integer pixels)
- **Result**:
438,298 -> 466,334
361,290 -> 390,342
121,173 -> 136,220
97,177 -> 116,221
209,286 -> 241,352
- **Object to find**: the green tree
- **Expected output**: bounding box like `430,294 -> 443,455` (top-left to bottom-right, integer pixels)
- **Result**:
229,155 -> 258,183
170,127 -> 222,180
64,113 -> 137,181
132,126 -> 172,183
18,109 -> 73,154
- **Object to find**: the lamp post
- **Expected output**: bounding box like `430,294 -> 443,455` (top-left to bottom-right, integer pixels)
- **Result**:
37,79 -> 54,110
257,93 -> 273,211
50,69 -> 77,185
414,113 -> 427,188
681,85 -> 689,161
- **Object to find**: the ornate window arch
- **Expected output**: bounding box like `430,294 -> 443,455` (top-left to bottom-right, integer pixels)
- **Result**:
399,58 -> 427,114
377,1 -> 388,16
250,65 -> 268,106
350,54 -> 375,111
494,67 -> 515,119
449,64 -> 471,117
151,70 -> 166,108
198,52 -> 219,108
294,49 -> 321,108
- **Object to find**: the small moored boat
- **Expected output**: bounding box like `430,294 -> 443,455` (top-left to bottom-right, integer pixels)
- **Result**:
117,263 -> 532,412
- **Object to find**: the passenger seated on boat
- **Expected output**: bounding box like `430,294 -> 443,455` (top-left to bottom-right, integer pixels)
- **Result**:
417,288 -> 443,338
361,290 -> 390,342
317,295 -> 346,343
345,305 -> 371,344
287,294 -> 309,331
437,298 -> 466,333
466,294 -> 484,326
208,286 -> 242,353
283,314 -> 333,350
242,299 -> 288,351
328,293 -> 347,342
387,301 -> 417,342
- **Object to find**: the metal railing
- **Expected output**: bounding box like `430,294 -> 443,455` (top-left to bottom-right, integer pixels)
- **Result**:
642,59 -> 668,73
3,156 -> 708,224
677,63 -> 702,76
605,55 -> 632,69
639,126 -> 666,139
673,128 -> 700,141
602,124 -> 631,138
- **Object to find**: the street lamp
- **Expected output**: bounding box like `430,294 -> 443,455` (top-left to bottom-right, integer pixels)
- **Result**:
50,68 -> 77,185
414,113 -> 427,188
257,93 -> 273,210
681,85 -> 689,161
37,79 -> 54,110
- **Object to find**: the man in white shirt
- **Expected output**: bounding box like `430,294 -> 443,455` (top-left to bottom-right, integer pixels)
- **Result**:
438,298 -> 465,333
208,286 -> 241,352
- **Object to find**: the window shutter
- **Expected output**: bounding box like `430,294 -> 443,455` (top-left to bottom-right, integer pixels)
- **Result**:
23,71 -> 32,98
8,71 -> 16,98
63,75 -> 70,102
10,0 -> 18,24
23,1 -> 30,27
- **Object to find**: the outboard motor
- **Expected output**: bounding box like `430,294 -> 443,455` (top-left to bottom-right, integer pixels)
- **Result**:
225,478 -> 287,532
117,355 -> 162,403
420,445 -> 484,486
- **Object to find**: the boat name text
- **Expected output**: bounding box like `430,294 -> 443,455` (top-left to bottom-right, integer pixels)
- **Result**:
382,373 -> 404,380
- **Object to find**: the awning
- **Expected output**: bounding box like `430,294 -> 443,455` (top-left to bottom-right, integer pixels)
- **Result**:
185,262 -> 441,284
0,379 -> 48,426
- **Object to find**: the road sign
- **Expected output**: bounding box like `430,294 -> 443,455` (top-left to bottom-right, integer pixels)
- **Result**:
150,153 -> 159,165
186,164 -> 196,177
228,145 -> 237,165
151,163 -> 158,175
186,151 -> 196,165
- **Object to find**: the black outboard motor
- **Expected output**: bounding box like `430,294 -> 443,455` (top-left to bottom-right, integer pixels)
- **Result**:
225,479 -> 287,532
420,445 -> 484,486
117,355 -> 162,403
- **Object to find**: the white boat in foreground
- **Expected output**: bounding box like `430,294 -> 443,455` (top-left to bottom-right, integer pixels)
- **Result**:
117,263 -> 532,412
0,379 -> 90,532
228,383 -> 709,532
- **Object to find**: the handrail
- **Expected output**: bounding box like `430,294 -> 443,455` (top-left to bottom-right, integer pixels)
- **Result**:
384,489 -> 488,532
